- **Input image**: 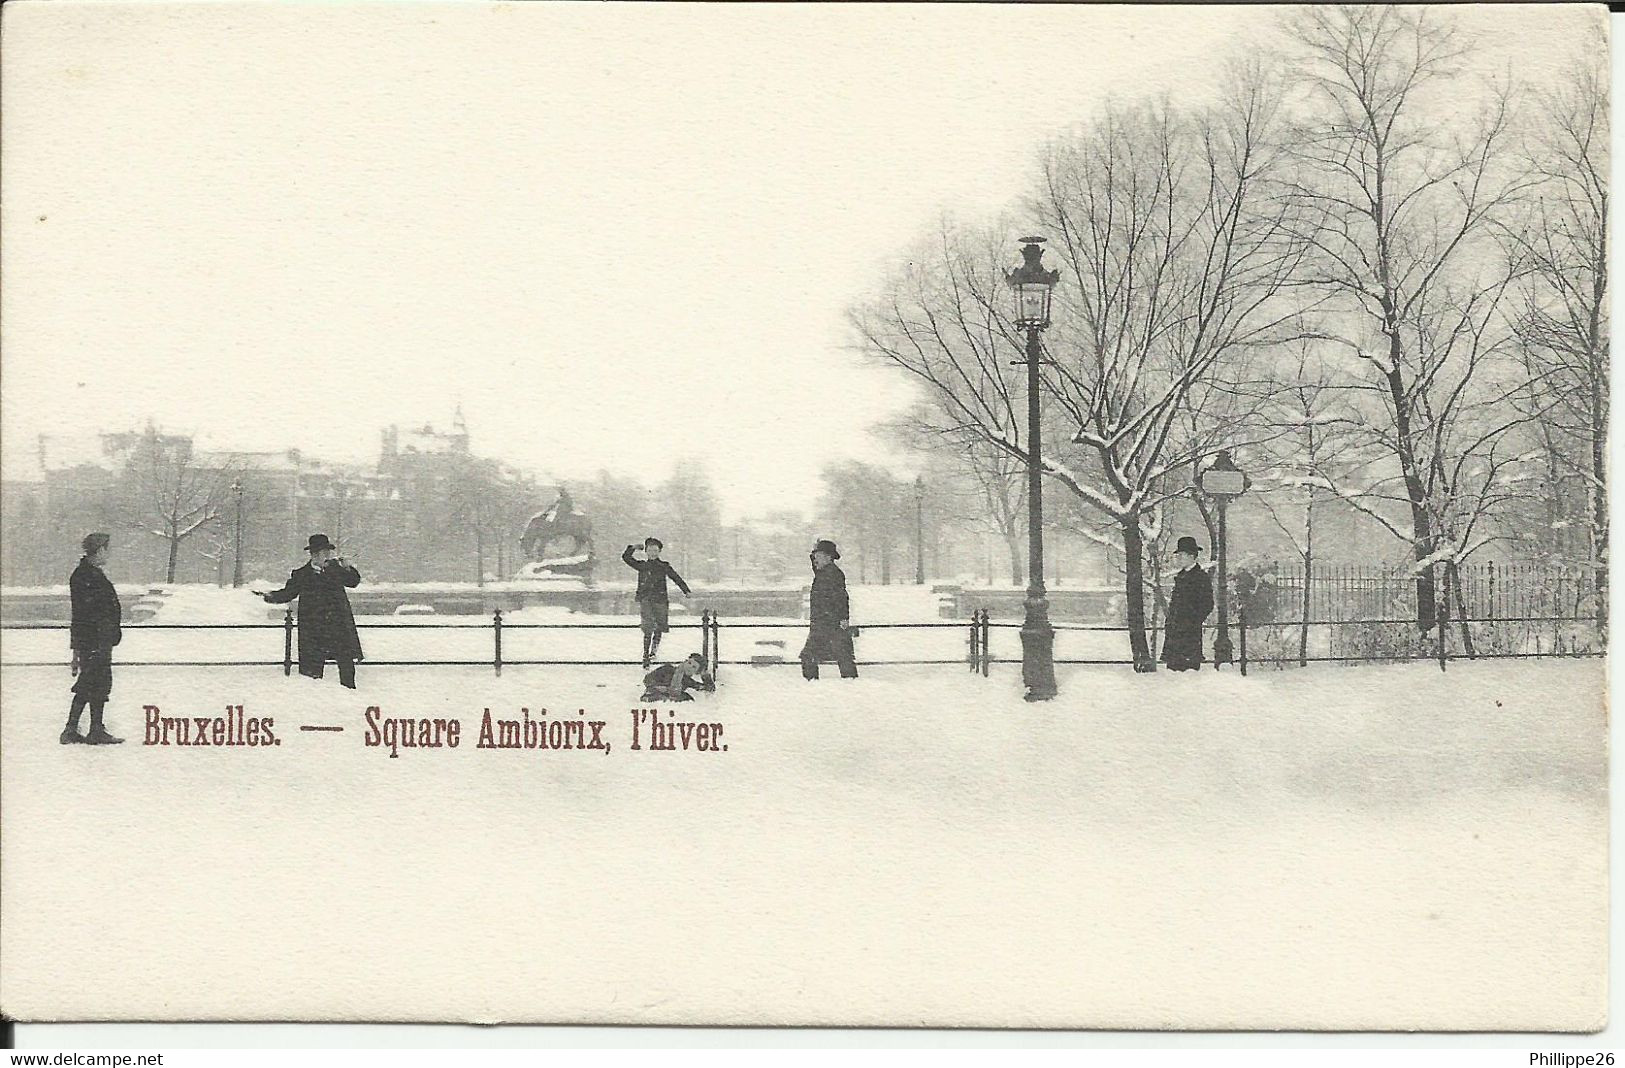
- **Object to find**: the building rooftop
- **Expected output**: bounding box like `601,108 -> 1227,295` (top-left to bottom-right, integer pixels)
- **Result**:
7,432 -> 139,480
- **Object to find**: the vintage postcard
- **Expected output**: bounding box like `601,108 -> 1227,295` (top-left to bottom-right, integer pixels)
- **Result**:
0,1 -> 1610,1029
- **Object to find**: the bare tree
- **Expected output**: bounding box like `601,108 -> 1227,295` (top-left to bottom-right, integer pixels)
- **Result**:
1234,338 -> 1369,660
880,405 -> 1028,585
196,526 -> 232,588
855,67 -> 1310,668
952,445 -> 1027,586
121,427 -> 238,583
816,460 -> 911,584
1283,5 -> 1537,632
1503,43 -> 1609,621
450,458 -> 540,585
660,460 -> 725,583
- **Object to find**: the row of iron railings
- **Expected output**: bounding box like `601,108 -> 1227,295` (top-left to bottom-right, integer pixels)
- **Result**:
1227,562 -> 1603,625
1198,561 -> 1607,668
961,609 -> 1604,676
0,606 -> 1603,676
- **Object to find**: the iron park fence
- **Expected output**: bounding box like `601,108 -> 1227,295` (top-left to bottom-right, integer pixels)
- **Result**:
0,602 -> 1603,678
1227,562 -> 1605,668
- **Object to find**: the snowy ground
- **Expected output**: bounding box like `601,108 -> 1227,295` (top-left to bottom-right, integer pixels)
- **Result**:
0,583 -> 1183,668
0,651 -> 1606,1028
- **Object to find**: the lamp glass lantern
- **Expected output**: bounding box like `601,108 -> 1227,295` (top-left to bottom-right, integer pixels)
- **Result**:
1007,236 -> 1059,328
1199,451 -> 1249,498
1013,282 -> 1052,328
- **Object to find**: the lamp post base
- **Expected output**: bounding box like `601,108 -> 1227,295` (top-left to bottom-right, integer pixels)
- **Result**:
1020,594 -> 1057,702
1213,631 -> 1234,667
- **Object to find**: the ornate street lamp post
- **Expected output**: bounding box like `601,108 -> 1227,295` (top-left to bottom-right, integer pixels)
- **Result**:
231,478 -> 244,588
1007,237 -> 1060,701
913,475 -> 926,585
1198,450 -> 1250,667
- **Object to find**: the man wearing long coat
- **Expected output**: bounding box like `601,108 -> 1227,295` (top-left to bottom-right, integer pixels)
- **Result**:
64,532 -> 124,744
800,539 -> 858,680
260,533 -> 364,688
1161,535 -> 1214,672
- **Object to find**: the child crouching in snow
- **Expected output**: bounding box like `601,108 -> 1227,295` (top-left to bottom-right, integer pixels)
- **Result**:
641,653 -> 714,702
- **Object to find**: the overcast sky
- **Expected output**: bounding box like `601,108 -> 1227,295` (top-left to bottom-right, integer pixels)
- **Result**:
1,3 -> 1598,522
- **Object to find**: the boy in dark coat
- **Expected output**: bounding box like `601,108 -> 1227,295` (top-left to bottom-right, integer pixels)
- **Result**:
800,539 -> 858,680
641,653 -> 714,702
623,537 -> 692,668
258,533 -> 364,688
1161,535 -> 1214,672
64,532 -> 124,744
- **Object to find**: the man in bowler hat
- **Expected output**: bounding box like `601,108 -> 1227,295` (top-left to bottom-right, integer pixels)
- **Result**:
258,534 -> 364,688
801,539 -> 858,680
1161,535 -> 1214,672
64,532 -> 124,744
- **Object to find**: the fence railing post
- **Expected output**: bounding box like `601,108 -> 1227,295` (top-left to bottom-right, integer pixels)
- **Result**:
981,610 -> 991,677
968,612 -> 979,672
711,612 -> 721,682
1238,605 -> 1248,677
701,610 -> 713,677
493,609 -> 503,677
1436,602 -> 1448,672
282,608 -> 294,676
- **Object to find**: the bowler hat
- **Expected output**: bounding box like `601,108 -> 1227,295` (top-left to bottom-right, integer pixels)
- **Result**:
1174,536 -> 1203,555
811,539 -> 841,560
305,533 -> 335,553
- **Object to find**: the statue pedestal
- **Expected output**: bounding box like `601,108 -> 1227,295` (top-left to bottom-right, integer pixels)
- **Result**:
513,560 -> 591,587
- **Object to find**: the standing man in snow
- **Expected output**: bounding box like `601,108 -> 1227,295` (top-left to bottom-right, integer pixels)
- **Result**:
63,532 -> 124,744
258,533 -> 364,688
1161,535 -> 1214,672
623,537 -> 692,668
800,538 -> 858,680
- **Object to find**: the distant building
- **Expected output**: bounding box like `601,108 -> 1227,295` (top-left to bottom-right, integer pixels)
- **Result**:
2,414 -> 540,586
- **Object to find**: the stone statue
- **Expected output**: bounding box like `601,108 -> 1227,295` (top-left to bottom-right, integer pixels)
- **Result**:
516,487 -> 595,583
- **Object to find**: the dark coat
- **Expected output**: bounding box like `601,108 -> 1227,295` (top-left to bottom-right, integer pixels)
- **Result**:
808,559 -> 850,624
69,557 -> 122,652
622,546 -> 691,603
1161,564 -> 1213,670
642,661 -> 712,697
264,562 -> 364,664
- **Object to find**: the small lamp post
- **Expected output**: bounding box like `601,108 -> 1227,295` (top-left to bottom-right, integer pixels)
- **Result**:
1006,237 -> 1061,701
231,478 -> 245,588
913,475 -> 926,585
1198,450 -> 1250,666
